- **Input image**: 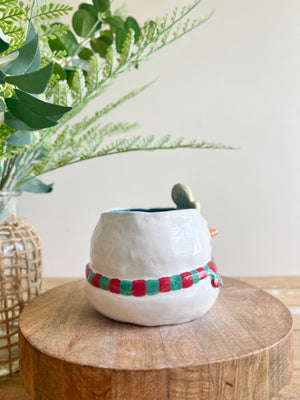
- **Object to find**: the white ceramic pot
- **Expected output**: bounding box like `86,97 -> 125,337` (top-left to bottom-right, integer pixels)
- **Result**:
85,208 -> 222,326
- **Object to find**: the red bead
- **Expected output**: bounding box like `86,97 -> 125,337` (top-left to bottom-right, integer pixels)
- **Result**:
132,280 -> 146,297
158,277 -> 171,292
86,268 -> 92,279
207,260 -> 218,273
92,273 -> 102,288
180,272 -> 193,288
212,279 -> 220,288
109,278 -> 121,294
196,267 -> 208,280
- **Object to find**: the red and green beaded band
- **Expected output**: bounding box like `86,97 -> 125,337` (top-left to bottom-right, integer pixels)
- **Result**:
85,258 -> 222,297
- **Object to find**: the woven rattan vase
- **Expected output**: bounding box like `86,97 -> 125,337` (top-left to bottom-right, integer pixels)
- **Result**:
0,193 -> 42,376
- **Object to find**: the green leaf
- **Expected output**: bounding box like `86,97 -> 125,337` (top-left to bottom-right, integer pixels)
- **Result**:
72,9 -> 96,37
48,24 -> 78,56
3,33 -> 39,74
0,97 -> 5,112
101,30 -> 114,42
26,45 -> 41,73
14,89 -> 71,119
18,178 -> 53,193
5,63 -> 54,94
25,22 -> 37,44
0,27 -> 9,54
5,98 -> 59,129
53,62 -> 67,80
93,0 -> 110,13
91,36 -> 112,58
23,23 -> 40,72
78,47 -> 93,61
0,160 -> 4,179
116,28 -> 126,53
79,3 -> 98,19
71,59 -> 89,71
125,17 -> 140,43
0,70 -> 5,84
105,16 -> 124,30
4,112 -> 38,131
0,51 -> 19,70
6,131 -> 32,146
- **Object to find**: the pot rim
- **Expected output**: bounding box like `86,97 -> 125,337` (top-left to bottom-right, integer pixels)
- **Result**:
103,207 -> 199,215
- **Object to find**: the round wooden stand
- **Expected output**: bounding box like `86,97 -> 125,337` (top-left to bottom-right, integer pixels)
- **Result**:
19,277 -> 293,400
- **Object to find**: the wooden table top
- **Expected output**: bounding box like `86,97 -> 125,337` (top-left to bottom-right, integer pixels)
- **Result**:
0,276 -> 299,400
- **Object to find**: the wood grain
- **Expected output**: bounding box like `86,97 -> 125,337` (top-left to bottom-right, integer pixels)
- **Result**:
0,276 -> 299,400
17,277 -> 293,400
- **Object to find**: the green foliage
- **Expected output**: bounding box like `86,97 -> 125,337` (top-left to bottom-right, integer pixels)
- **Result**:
0,23 -> 71,133
86,53 -> 102,90
70,67 -> 87,101
18,177 -> 53,193
7,130 -> 32,146
31,3 -> 72,22
0,0 -> 232,196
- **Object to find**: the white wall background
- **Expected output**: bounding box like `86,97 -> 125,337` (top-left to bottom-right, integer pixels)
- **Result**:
20,0 -> 300,277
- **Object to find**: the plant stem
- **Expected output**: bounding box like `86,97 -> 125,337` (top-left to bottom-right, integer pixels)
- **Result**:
27,0 -> 36,31
71,17 -> 102,59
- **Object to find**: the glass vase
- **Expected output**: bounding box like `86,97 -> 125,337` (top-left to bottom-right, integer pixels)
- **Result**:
0,191 -> 43,376
0,191 -> 20,223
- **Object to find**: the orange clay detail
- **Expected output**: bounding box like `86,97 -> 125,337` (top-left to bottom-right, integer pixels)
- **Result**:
209,229 -> 218,238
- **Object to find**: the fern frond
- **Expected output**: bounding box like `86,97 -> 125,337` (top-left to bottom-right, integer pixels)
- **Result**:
86,54 -> 103,91
153,0 -> 213,51
39,22 -> 69,40
53,80 -> 73,106
103,43 -> 117,77
42,73 -> 61,100
40,121 -> 138,172
68,80 -> 155,139
119,29 -> 135,66
0,7 -> 24,23
1,25 -> 25,50
97,121 -> 139,139
170,7 -> 179,24
0,0 -> 18,7
70,67 -> 87,102
140,20 -> 158,47
31,135 -> 233,178
40,49 -> 68,68
32,3 -> 72,23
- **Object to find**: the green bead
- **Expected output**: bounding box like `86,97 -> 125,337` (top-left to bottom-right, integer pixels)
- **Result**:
170,275 -> 182,291
88,272 -> 95,283
190,270 -> 200,284
146,279 -> 159,295
120,280 -> 132,296
99,276 -> 110,290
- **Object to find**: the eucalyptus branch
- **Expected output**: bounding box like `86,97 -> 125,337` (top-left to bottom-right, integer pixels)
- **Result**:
71,18 -> 102,59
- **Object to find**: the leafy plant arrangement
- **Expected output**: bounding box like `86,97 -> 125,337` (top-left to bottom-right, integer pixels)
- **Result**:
0,0 -> 231,195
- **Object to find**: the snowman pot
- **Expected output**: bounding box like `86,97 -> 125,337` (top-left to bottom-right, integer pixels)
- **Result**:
85,184 -> 222,326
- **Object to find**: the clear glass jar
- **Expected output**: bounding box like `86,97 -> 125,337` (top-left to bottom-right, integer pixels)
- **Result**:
0,191 -> 21,222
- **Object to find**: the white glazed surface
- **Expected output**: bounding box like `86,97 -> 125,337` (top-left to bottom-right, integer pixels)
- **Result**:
90,208 -> 211,279
85,278 -> 219,326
